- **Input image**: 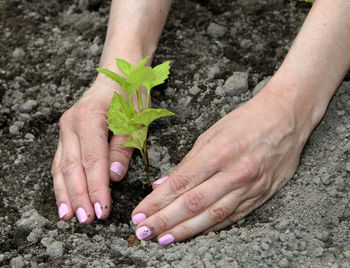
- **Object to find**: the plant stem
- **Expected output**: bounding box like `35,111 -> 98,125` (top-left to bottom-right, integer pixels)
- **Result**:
146,90 -> 150,109
140,138 -> 150,186
136,87 -> 143,112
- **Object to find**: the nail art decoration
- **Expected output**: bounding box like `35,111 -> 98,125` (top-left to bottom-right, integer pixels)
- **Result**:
136,226 -> 152,240
76,207 -> 88,223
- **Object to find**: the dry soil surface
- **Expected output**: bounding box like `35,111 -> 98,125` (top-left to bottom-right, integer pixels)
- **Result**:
0,0 -> 349,267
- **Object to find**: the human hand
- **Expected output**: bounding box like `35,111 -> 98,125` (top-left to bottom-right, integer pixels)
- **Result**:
131,85 -> 313,245
51,80 -> 134,223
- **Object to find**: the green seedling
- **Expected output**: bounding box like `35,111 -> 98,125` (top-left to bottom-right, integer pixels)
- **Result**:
97,57 -> 174,186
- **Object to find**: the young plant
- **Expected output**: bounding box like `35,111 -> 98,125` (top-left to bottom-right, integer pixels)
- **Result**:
96,57 -> 174,186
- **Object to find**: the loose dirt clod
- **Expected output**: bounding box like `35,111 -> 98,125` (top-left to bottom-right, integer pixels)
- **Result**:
0,0 -> 349,267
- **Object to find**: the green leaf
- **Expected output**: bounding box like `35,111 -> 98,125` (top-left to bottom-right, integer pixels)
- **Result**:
96,68 -> 135,98
116,58 -> 135,76
128,67 -> 156,87
122,127 -> 148,150
143,61 -> 171,91
111,93 -> 136,118
96,68 -> 126,86
136,56 -> 150,69
130,108 -> 174,127
107,93 -> 139,135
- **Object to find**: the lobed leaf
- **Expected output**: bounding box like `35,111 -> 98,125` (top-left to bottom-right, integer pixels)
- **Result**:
130,108 -> 174,127
116,58 -> 135,77
128,67 -> 156,88
143,61 -> 171,91
107,93 -> 139,135
96,68 -> 135,98
136,56 -> 150,69
122,127 -> 148,150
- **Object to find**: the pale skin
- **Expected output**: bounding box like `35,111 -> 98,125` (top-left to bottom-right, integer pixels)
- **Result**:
52,0 -> 350,245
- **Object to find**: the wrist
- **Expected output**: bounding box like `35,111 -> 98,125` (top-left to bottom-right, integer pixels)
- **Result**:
261,71 -> 326,147
88,51 -> 150,97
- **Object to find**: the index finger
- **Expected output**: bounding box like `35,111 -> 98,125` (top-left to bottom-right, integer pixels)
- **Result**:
131,140 -> 232,223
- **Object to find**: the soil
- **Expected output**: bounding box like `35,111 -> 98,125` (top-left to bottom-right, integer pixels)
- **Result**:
0,0 -> 349,267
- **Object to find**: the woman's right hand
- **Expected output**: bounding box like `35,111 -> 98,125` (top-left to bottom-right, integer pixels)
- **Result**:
51,80 -> 133,223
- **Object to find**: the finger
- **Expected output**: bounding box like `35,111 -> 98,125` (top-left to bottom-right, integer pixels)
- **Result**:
59,125 -> 95,224
155,189 -> 244,245
203,194 -> 267,233
51,141 -> 74,220
78,118 -> 112,220
203,180 -> 276,233
109,134 -> 133,182
132,141 -> 231,222
152,175 -> 168,190
134,171 -> 245,240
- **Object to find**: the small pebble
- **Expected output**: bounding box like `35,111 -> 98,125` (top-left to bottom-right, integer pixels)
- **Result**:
9,125 -> 20,135
10,256 -> 25,268
278,258 -> 289,268
19,100 -> 38,113
46,241 -> 64,257
56,221 -> 70,231
207,22 -> 227,38
12,48 -> 25,61
189,83 -> 201,96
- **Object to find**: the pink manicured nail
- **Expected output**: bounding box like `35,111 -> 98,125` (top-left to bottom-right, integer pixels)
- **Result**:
132,213 -> 147,225
94,202 -> 102,219
153,176 -> 168,185
110,161 -> 124,177
58,203 -> 69,218
76,207 -> 87,223
136,226 -> 152,240
158,234 -> 175,246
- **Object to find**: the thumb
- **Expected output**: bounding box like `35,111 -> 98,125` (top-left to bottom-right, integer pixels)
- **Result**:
109,134 -> 133,182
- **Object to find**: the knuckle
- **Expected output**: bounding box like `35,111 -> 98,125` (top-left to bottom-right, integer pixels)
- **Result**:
88,185 -> 100,198
208,206 -> 227,224
153,214 -> 170,232
61,157 -> 80,177
70,189 -> 86,204
51,159 -> 60,177
169,174 -> 191,194
82,152 -> 104,170
214,138 -> 239,163
182,191 -> 204,214
110,142 -> 133,154
59,111 -> 72,129
235,157 -> 260,184
148,199 -> 163,211
74,104 -> 100,124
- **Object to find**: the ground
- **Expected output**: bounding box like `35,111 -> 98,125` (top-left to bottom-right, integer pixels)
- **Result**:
0,0 -> 349,267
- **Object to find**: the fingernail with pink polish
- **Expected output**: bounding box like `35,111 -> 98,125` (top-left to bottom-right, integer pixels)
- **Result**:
132,213 -> 147,225
94,202 -> 102,219
153,176 -> 168,185
76,207 -> 87,223
158,234 -> 175,246
136,226 -> 152,240
58,203 -> 69,219
110,162 -> 124,177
